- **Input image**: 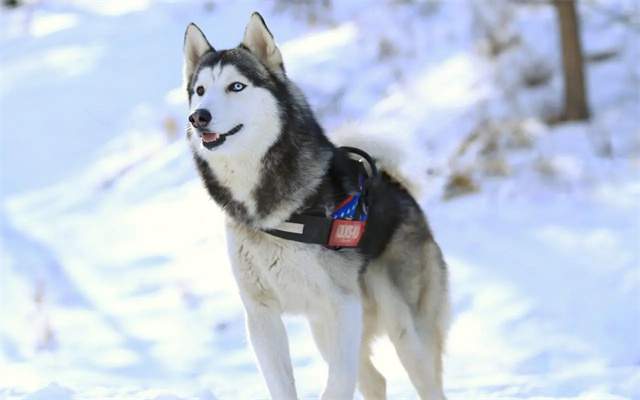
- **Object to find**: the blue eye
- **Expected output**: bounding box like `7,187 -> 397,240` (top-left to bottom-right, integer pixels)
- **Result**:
228,82 -> 246,92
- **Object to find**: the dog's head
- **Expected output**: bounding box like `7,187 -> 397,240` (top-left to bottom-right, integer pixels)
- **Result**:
183,13 -> 287,158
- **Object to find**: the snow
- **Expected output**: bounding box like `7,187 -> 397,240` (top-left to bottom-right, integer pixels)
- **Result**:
1,1 -> 639,399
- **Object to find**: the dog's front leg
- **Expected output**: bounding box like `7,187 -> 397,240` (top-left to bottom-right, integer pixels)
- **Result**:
244,300 -> 297,400
314,295 -> 363,400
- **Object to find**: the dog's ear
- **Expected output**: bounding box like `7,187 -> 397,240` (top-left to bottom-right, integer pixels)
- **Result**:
183,23 -> 213,88
242,12 -> 284,74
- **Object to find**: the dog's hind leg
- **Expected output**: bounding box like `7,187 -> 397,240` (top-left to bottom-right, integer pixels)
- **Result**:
358,304 -> 386,400
367,263 -> 446,400
412,242 -> 449,399
384,288 -> 445,400
413,277 -> 448,399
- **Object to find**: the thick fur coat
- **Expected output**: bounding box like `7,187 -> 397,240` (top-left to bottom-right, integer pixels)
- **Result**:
183,13 -> 449,400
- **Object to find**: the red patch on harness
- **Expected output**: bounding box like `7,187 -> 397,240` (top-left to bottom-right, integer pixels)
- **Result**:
328,220 -> 366,247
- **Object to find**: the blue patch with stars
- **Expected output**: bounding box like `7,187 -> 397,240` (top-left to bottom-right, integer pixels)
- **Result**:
331,175 -> 368,221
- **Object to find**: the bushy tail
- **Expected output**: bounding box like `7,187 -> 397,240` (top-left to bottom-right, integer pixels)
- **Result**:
330,123 -> 423,198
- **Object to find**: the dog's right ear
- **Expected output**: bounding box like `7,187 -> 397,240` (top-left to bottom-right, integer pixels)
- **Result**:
183,23 -> 213,88
242,12 -> 284,74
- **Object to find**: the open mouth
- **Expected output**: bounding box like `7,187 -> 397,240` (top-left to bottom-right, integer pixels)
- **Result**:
201,124 -> 244,149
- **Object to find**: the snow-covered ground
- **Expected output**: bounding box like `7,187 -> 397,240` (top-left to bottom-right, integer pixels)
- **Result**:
1,1 -> 639,399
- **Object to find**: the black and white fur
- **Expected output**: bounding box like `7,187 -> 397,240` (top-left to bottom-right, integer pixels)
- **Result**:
183,13 -> 449,400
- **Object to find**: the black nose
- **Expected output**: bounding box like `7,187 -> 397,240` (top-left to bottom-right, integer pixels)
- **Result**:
189,109 -> 212,129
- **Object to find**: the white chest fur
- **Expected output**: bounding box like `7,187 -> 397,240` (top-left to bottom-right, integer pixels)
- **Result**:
209,154 -> 262,216
225,221 -> 362,315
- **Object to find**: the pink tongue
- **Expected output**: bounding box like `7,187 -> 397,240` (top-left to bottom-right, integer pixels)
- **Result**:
202,132 -> 220,143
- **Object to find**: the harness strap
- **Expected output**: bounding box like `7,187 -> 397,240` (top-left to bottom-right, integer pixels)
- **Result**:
267,214 -> 333,245
340,146 -> 378,178
264,146 -> 377,249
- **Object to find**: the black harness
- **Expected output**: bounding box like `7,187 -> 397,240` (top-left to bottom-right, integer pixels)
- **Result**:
265,147 -> 377,249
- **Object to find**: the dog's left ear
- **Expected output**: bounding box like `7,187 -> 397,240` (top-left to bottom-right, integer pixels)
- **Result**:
183,23 -> 214,88
242,12 -> 284,74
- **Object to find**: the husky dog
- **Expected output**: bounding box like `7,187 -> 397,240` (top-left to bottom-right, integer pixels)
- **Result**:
183,13 -> 449,400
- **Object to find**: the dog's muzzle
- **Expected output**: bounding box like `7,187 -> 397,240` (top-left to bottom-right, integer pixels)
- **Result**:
199,124 -> 244,149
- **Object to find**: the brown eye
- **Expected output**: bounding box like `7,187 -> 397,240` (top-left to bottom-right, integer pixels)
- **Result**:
196,86 -> 205,96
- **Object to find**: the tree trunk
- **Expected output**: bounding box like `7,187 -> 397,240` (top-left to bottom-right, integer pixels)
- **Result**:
554,0 -> 590,121
3,0 -> 21,7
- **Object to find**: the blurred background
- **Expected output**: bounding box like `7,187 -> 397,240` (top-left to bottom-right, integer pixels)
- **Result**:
0,0 -> 638,399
